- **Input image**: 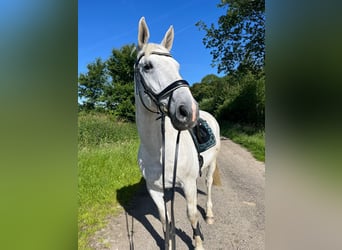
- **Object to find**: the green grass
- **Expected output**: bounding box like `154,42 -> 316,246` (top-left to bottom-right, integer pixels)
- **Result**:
78,112 -> 142,249
220,122 -> 265,162
78,111 -> 138,148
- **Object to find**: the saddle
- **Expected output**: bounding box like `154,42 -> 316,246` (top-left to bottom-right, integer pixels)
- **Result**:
189,118 -> 216,175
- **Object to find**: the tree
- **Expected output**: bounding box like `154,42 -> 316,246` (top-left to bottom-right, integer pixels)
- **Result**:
78,44 -> 137,121
215,71 -> 265,126
106,44 -> 136,85
191,71 -> 265,127
191,74 -> 218,102
196,0 -> 265,75
105,44 -> 137,121
78,58 -> 107,110
191,74 -> 233,115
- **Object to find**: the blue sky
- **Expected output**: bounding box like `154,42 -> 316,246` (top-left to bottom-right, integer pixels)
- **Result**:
78,0 -> 226,84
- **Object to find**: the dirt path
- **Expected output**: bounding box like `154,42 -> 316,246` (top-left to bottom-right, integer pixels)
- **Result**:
90,138 -> 265,250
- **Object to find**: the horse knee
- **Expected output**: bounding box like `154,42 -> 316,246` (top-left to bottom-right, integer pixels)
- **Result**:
206,176 -> 213,188
186,204 -> 198,225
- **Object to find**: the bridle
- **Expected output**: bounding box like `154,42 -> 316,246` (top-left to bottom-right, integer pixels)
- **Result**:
134,51 -> 190,115
134,51 -> 191,250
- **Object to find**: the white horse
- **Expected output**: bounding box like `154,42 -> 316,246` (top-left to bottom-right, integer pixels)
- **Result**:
134,17 -> 221,250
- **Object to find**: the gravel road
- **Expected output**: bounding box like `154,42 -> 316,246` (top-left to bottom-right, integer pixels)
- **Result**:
90,138 -> 265,250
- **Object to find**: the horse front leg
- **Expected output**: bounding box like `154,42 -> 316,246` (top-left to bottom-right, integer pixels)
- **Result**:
183,179 -> 204,250
205,160 -> 217,224
147,185 -> 172,250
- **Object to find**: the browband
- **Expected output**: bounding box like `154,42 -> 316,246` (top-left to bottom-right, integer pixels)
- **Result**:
135,51 -> 172,66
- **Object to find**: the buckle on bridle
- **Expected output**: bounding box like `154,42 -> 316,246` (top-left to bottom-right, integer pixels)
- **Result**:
160,102 -> 168,114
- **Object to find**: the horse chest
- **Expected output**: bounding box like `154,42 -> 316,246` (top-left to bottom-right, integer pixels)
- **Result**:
138,144 -> 197,188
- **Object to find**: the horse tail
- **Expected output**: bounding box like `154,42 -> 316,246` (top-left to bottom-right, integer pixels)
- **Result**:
212,163 -> 221,186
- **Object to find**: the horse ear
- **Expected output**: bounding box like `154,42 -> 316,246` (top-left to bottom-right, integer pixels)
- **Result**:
138,17 -> 150,50
161,25 -> 174,51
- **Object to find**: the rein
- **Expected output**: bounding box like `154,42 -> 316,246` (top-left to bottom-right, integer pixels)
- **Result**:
160,113 -> 180,250
135,51 -> 187,249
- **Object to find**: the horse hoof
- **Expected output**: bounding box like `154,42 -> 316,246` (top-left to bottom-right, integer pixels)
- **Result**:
206,216 -> 214,224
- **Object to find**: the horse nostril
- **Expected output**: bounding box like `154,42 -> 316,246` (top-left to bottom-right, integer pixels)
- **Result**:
179,105 -> 189,117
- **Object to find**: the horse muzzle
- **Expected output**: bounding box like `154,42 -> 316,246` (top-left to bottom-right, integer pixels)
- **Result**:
170,96 -> 199,131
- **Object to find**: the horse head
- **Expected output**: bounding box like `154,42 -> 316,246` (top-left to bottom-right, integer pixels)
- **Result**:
134,17 -> 199,131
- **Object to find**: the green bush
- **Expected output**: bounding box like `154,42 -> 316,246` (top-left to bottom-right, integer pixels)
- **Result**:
192,71 -> 265,127
216,82 -> 258,124
199,97 -> 215,114
114,99 -> 135,122
78,112 -> 138,148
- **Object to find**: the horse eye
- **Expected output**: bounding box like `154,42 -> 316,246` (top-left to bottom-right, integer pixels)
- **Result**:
143,62 -> 153,71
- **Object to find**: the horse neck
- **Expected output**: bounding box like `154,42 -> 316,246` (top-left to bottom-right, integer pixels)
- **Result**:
136,99 -> 161,142
135,97 -> 176,150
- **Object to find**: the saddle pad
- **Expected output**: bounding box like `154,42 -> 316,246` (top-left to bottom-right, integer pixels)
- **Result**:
189,118 -> 216,153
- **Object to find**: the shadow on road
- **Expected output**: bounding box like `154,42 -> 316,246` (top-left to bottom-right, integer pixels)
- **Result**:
116,178 -> 196,249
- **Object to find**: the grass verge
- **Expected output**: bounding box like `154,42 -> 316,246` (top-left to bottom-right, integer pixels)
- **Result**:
78,112 -> 142,249
220,122 -> 265,162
